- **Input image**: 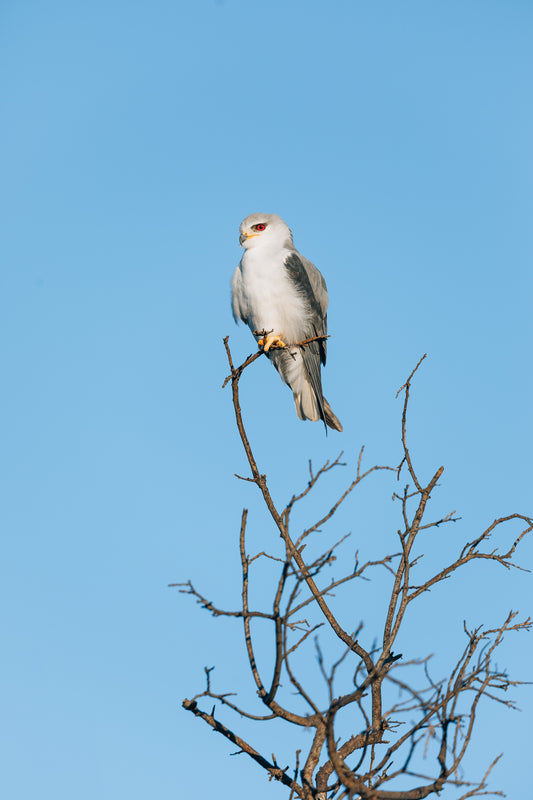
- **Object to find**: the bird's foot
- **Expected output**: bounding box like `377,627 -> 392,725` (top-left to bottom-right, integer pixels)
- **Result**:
258,333 -> 287,352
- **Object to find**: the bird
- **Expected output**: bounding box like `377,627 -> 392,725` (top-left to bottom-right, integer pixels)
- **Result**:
231,213 -> 343,432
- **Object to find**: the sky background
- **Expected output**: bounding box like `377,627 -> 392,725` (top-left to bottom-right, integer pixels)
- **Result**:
1,1 -> 532,798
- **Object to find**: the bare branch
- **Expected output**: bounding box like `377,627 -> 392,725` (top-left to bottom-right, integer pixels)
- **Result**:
179,346 -> 530,800
182,699 -> 304,796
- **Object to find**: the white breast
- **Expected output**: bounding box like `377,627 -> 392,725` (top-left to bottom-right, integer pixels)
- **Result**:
238,246 -> 310,343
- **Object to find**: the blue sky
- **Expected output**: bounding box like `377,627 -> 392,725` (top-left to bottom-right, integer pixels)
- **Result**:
1,1 -> 532,798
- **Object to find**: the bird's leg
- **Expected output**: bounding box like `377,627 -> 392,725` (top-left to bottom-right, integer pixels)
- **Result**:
258,332 -> 287,352
253,329 -> 287,352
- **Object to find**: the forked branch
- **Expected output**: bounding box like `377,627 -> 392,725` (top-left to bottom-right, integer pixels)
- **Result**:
178,339 -> 531,799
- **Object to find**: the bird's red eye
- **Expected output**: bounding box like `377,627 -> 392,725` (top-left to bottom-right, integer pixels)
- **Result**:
253,223 -> 266,231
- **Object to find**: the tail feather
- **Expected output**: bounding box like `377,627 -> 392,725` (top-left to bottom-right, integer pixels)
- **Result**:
323,398 -> 343,432
300,341 -> 327,424
269,346 -> 342,432
293,382 -> 320,422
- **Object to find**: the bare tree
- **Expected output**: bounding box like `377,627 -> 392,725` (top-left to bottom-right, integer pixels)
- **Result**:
176,338 -> 531,799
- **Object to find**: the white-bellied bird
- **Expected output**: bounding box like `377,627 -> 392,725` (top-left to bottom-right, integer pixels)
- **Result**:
231,213 -> 342,432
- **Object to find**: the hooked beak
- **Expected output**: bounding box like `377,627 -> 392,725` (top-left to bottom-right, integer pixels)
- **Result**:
239,231 -> 259,246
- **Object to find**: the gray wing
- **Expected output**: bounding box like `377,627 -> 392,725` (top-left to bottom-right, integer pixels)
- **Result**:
297,254 -> 329,319
231,264 -> 249,325
284,252 -> 329,364
280,251 -> 330,426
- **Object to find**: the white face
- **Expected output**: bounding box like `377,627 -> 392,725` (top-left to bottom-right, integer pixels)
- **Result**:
239,213 -> 293,250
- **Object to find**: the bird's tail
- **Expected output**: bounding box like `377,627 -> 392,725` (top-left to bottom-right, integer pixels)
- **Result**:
270,347 -> 343,431
323,398 -> 343,432
292,382 -> 320,423
292,386 -> 343,432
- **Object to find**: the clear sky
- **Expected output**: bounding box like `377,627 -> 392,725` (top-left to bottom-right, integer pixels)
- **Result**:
1,1 -> 532,798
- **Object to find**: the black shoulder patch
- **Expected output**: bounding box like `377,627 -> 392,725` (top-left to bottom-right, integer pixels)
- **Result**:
284,252 -> 327,366
284,252 -> 323,323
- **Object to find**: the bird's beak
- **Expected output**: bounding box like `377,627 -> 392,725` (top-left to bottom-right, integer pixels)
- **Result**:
239,231 -> 259,246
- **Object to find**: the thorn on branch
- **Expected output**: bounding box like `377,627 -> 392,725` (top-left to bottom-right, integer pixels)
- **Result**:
235,473 -> 256,482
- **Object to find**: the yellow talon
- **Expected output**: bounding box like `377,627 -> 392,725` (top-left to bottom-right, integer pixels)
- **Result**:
261,333 -> 287,352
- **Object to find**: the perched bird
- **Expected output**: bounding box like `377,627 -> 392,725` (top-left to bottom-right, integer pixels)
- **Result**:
231,213 -> 342,432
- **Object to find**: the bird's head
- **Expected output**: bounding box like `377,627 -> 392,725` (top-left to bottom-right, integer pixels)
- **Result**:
239,213 -> 293,250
